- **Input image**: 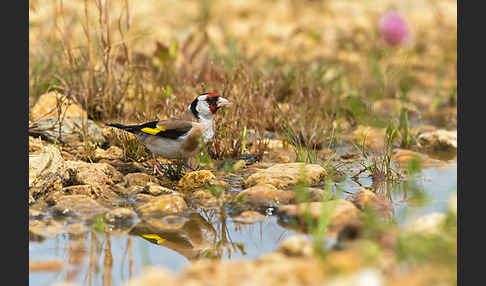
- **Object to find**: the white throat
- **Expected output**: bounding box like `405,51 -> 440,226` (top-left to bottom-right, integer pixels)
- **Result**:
199,115 -> 215,143
188,99 -> 216,143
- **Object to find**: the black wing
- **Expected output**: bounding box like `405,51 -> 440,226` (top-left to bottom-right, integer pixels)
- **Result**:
107,120 -> 192,139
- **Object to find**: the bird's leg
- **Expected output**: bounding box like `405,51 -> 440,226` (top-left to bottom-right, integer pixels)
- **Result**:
183,158 -> 198,172
152,153 -> 165,176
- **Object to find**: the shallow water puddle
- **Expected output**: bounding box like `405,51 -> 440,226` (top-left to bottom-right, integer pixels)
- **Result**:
340,161 -> 457,225
391,163 -> 457,225
29,216 -> 305,285
29,163 -> 456,285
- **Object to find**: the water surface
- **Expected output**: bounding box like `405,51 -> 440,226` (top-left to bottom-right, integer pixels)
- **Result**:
29,163 -> 457,286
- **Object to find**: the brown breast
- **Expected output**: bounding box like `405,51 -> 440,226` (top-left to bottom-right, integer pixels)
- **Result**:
181,125 -> 203,155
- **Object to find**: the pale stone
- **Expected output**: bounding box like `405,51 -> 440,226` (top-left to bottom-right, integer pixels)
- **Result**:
244,163 -> 327,189
278,235 -> 314,257
177,170 -> 216,191
30,91 -> 87,121
237,184 -> 294,207
405,212 -> 446,235
137,195 -> 188,217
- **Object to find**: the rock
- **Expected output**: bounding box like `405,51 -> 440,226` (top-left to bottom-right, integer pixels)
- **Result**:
190,189 -> 225,209
265,149 -> 295,163
29,260 -> 66,272
232,211 -> 266,224
423,107 -> 457,128
136,216 -> 190,232
351,126 -> 386,150
291,187 -> 332,203
325,245 -> 367,273
386,264 -> 456,286
29,208 -> 46,220
391,149 -> 447,169
266,139 -> 284,149
61,184 -> 123,207
277,235 -> 314,257
29,219 -> 65,238
145,183 -> 174,196
60,150 -> 77,161
94,146 -> 124,160
51,195 -> 108,218
124,172 -> 158,187
44,191 -> 64,205
127,186 -> 148,196
29,136 -> 45,153
256,251 -> 289,263
122,266 -> 175,286
29,145 -> 71,202
94,188 -> 123,206
29,117 -> 105,145
61,184 -> 122,206
136,195 -> 188,217
405,212 -> 446,235
64,223 -> 88,235
30,91 -> 87,121
346,189 -> 391,216
180,254 -> 325,286
177,170 -> 217,191
123,252 -> 327,286
111,183 -> 144,197
326,268 -> 384,286
105,208 -> 139,226
237,184 -> 294,208
244,163 -> 327,189
410,125 -> 437,137
417,129 -> 457,152
61,185 -> 97,199
278,200 -> 361,236
135,193 -> 156,204
106,160 -> 147,174
68,161 -> 123,187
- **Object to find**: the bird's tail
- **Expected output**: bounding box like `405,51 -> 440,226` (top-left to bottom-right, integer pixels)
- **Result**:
106,123 -> 138,134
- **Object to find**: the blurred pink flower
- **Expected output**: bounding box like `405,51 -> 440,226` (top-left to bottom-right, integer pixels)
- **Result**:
379,11 -> 410,46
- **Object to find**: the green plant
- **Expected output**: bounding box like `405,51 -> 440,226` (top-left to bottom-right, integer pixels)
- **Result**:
93,214 -> 107,233
396,227 -> 456,267
107,128 -> 149,162
196,137 -> 214,167
206,185 -> 224,199
398,107 -> 413,149
354,123 -> 401,184
160,160 -> 185,181
281,120 -> 320,164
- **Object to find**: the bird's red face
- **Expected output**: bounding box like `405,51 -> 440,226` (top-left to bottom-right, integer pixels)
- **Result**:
205,93 -> 232,114
191,93 -> 232,118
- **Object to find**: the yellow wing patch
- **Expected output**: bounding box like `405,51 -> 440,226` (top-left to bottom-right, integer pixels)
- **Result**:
140,234 -> 166,244
140,125 -> 166,135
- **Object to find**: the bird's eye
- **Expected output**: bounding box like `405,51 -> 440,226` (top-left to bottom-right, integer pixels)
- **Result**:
206,97 -> 218,104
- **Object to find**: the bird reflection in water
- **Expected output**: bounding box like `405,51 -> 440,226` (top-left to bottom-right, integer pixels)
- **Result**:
129,209 -> 246,261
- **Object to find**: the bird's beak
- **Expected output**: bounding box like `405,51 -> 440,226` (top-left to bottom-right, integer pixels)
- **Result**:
217,97 -> 232,107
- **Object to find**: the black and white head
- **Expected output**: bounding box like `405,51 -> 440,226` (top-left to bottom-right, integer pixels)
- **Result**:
189,93 -> 232,120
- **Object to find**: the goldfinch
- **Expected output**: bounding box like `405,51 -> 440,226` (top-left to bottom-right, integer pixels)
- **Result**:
107,93 -> 232,175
